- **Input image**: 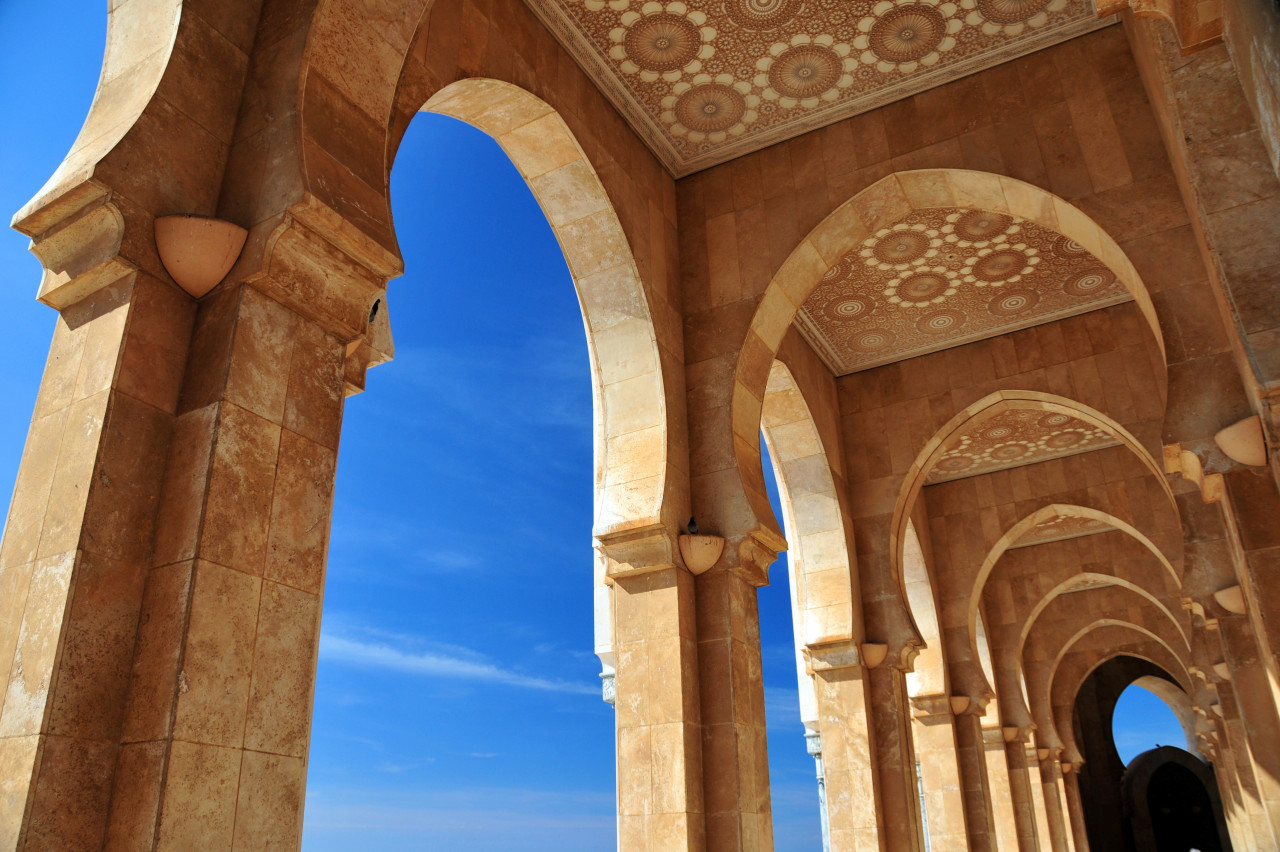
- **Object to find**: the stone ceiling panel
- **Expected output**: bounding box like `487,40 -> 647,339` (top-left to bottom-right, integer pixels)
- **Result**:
925,407 -> 1120,484
522,0 -> 1111,174
796,207 -> 1132,374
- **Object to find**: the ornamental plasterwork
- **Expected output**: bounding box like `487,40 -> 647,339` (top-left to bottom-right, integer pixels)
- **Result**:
795,207 -> 1133,374
521,0 -> 1110,175
1008,513 -> 1114,548
924,408 -> 1121,484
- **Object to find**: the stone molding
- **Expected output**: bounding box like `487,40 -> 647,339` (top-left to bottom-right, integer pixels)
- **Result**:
599,523 -> 680,579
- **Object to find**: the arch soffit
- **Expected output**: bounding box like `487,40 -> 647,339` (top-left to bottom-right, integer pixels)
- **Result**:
730,168 -> 1167,546
762,359 -> 856,648
418,79 -> 671,539
903,520 -> 948,697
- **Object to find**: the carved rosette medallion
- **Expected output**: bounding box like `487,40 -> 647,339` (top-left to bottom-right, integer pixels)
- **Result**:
854,0 -> 963,73
754,35 -> 856,108
610,3 -> 716,82
663,76 -> 759,142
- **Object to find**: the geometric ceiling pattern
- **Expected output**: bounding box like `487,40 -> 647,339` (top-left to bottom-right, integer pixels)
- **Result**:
1008,513 -> 1114,548
523,0 -> 1112,175
924,408 -> 1121,484
796,208 -> 1132,374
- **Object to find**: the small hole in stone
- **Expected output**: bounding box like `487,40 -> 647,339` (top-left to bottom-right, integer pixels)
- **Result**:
369,299 -> 381,323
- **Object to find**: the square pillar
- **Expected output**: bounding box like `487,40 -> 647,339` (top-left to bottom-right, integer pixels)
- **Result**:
695,550 -> 773,852
807,643 -> 881,851
0,272 -> 193,851
866,661 -> 926,852
909,694 -> 969,851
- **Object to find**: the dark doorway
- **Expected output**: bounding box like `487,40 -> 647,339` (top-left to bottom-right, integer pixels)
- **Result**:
1123,746 -> 1231,852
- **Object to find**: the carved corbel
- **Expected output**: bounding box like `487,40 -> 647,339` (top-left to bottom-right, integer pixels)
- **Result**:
1164,443 -> 1224,504
19,194 -> 133,311
805,639 -> 863,673
598,523 -> 678,580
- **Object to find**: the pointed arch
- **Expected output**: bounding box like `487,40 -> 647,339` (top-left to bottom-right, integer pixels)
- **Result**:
730,168 -> 1166,545
761,359 -> 858,649
418,80 -> 672,538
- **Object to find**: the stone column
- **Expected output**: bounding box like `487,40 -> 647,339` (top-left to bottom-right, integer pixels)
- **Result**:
866,660 -> 926,852
807,642 -> 881,851
1002,726 -> 1042,851
695,543 -> 773,852
1036,750 -> 1071,852
0,270 -> 193,850
953,707 -> 998,851
1060,766 -> 1089,852
1218,614 -> 1280,843
98,281 -> 351,850
804,730 -> 830,852
1024,744 -> 1054,852
909,694 -> 969,851
981,724 -> 1021,851
606,528 -> 706,852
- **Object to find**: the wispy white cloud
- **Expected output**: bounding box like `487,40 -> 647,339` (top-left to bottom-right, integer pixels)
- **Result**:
319,631 -> 596,695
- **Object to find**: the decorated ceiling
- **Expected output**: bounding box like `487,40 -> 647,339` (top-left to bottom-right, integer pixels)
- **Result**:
1008,513 -> 1114,548
523,0 -> 1109,174
925,408 -> 1120,484
795,207 -> 1132,374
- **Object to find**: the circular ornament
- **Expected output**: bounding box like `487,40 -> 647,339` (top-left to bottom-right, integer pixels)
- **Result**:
869,4 -> 946,63
936,455 -> 975,472
916,309 -> 966,334
974,249 -> 1029,283
823,257 -> 855,282
872,229 -> 931,265
1063,268 -> 1116,297
990,443 -> 1030,461
955,210 -> 1012,241
1044,431 -> 1085,449
982,425 -> 1013,440
891,271 -> 954,306
1038,412 -> 1072,429
675,83 -> 746,133
853,329 -> 895,351
988,288 -> 1040,316
1053,235 -> 1089,257
768,44 -> 843,99
624,14 -> 702,72
826,295 -> 875,321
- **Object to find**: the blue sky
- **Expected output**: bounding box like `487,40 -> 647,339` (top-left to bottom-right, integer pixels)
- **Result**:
0,3 -> 1180,848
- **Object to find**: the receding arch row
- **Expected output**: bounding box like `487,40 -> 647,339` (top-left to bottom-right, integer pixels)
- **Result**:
730,168 -> 1168,549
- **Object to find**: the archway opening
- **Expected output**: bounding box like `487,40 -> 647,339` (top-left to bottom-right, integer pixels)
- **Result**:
759,431 -> 835,848
1113,682 -> 1195,765
304,112 -> 614,849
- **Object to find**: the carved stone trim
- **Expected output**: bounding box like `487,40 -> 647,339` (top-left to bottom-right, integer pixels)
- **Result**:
599,523 -> 679,579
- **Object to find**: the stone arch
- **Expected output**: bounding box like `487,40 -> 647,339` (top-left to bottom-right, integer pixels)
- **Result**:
1129,675 -> 1201,758
884,388 -> 1182,689
1044,621 -> 1195,752
1122,746 -> 1232,852
729,168 -> 1167,546
414,79 -> 673,538
761,359 -> 857,649
1053,648 -> 1194,765
1014,573 -> 1192,673
903,520 -> 947,699
1016,581 -> 1193,729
